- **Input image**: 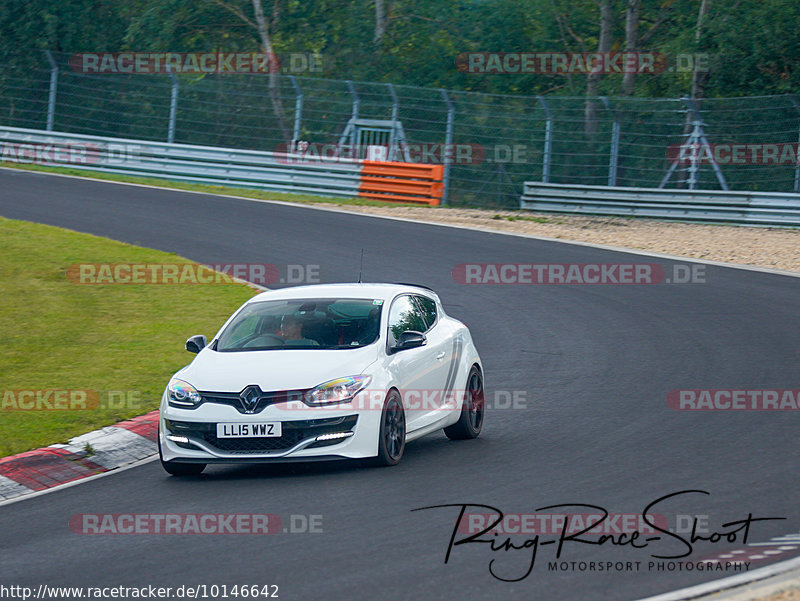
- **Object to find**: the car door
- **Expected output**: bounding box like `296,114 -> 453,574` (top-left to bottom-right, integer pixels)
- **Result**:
385,294 -> 449,432
412,294 -> 462,426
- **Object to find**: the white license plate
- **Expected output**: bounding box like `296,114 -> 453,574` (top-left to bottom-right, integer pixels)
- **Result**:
216,422 -> 282,438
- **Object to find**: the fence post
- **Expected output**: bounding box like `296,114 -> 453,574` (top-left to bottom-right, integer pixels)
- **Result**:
386,83 -> 399,161
44,51 -> 58,131
167,66 -> 178,144
790,96 -> 800,193
536,96 -> 553,183
337,81 -> 360,156
440,89 -> 454,206
288,75 -> 303,151
346,80 -> 360,121
600,96 -> 620,186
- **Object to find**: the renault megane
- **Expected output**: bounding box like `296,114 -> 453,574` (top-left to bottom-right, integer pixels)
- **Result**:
158,283 -> 484,475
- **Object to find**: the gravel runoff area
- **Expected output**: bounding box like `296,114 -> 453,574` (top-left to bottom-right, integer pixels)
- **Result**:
752,589 -> 800,601
307,204 -> 800,274
692,567 -> 800,601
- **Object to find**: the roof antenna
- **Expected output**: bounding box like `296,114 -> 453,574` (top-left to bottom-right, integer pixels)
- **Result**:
358,248 -> 364,284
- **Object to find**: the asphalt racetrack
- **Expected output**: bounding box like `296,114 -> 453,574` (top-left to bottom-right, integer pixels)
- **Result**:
1,168 -> 798,600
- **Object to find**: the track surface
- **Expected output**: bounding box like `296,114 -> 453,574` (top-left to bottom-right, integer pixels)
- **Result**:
1,169 -> 798,600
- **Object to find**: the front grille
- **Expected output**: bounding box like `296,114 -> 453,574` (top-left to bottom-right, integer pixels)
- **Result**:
165,416 -> 357,455
204,432 -> 305,453
198,389 -> 310,414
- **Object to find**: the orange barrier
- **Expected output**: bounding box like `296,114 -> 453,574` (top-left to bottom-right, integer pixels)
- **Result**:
359,161 -> 444,206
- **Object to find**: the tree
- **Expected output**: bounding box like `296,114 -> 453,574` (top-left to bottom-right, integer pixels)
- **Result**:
621,0 -> 640,95
374,0 -> 393,45
690,0 -> 711,101
251,0 -> 291,144
585,0 -> 614,135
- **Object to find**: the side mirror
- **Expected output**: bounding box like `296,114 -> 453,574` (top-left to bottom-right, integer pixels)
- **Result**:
185,334 -> 207,354
392,330 -> 427,353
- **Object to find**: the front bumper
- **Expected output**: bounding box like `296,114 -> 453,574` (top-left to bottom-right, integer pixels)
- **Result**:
159,391 -> 382,463
164,415 -> 358,459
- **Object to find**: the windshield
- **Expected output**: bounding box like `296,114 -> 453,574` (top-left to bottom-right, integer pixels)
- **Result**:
216,298 -> 383,351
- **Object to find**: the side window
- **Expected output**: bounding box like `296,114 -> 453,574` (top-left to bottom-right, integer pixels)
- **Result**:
414,295 -> 437,331
387,295 -> 427,344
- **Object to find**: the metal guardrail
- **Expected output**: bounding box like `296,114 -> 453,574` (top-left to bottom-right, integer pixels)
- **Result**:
0,126 -> 363,197
520,182 -> 800,226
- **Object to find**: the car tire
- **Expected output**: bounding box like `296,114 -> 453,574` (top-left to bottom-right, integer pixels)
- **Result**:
158,431 -> 206,476
444,366 -> 484,440
373,390 -> 406,466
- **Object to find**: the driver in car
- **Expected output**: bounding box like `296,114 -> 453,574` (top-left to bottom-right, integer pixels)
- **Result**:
279,314 -> 319,346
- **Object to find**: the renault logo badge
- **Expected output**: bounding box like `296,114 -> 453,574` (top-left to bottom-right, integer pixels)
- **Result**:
239,385 -> 262,414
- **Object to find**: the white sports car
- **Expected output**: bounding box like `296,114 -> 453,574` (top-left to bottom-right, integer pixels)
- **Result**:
158,283 -> 484,475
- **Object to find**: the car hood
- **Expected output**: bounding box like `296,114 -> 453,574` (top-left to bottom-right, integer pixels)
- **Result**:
175,345 -> 380,392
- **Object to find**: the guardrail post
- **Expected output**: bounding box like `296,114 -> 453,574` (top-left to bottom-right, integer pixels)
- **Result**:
167,66 -> 178,144
288,75 -> 303,152
600,97 -> 620,187
387,83 -> 399,161
44,51 -> 58,131
790,96 -> 800,193
537,96 -> 553,183
440,89 -> 454,206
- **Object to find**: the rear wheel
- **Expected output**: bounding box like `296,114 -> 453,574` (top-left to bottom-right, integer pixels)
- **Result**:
444,366 -> 484,440
373,390 -> 406,466
158,430 -> 206,476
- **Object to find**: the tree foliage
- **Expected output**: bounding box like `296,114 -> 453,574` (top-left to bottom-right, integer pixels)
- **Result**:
1,0 -> 797,98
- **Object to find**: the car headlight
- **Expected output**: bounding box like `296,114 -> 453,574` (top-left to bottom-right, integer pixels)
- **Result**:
167,378 -> 203,408
305,375 -> 371,406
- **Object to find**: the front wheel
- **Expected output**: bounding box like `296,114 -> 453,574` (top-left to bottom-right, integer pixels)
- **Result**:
158,430 -> 206,476
444,366 -> 484,440
373,390 -> 406,466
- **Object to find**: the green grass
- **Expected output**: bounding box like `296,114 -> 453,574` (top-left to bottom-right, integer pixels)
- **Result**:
0,216 -> 257,456
0,161 -> 427,209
